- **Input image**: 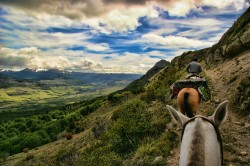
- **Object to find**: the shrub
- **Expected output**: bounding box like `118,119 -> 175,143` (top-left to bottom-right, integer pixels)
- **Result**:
45,123 -> 59,134
26,153 -> 35,160
0,151 -> 9,162
0,140 -> 11,153
12,144 -> 21,154
127,131 -> 178,165
9,122 -> 28,133
23,148 -> 29,153
41,114 -> 52,122
0,132 -> 7,140
0,127 -> 6,133
30,123 -> 42,132
64,133 -> 73,140
55,146 -> 81,166
57,119 -> 69,131
103,99 -> 160,155
233,77 -> 250,115
81,144 -> 122,166
21,133 -> 43,149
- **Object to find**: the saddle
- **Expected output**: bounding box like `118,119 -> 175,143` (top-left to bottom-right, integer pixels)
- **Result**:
170,76 -> 211,101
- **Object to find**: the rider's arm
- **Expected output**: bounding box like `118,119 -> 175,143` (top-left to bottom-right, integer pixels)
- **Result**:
199,64 -> 202,72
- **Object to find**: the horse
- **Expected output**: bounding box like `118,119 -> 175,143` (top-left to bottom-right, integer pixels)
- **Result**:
166,100 -> 229,166
177,87 -> 200,118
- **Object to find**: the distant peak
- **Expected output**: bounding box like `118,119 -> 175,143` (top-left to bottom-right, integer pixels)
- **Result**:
21,68 -> 36,72
154,59 -> 170,69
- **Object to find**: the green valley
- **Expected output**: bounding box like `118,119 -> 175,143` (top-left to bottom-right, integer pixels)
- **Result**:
0,73 -> 140,122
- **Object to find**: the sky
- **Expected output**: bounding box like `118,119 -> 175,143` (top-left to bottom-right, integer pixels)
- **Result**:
0,0 -> 249,73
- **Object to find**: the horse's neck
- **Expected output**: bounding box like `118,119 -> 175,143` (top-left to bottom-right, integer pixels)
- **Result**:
180,118 -> 221,166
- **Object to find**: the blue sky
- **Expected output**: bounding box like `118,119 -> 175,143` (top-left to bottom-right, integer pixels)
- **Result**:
0,0 -> 249,73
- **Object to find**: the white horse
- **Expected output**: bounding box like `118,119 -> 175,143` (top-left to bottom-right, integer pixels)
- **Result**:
166,100 -> 229,166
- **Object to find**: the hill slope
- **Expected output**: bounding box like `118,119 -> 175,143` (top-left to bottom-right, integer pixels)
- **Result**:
1,6 -> 250,166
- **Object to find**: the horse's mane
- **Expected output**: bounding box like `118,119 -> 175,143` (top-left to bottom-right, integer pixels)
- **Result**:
186,118 -> 205,166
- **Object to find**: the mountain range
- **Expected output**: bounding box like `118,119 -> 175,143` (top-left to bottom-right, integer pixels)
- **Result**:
0,69 -> 142,86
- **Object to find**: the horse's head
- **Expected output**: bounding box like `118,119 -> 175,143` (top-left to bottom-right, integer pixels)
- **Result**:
166,100 -> 229,166
166,100 -> 228,128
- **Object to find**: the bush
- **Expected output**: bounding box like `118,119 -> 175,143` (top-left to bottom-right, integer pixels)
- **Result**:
36,130 -> 51,144
23,148 -> 29,153
30,123 -> 42,132
41,114 -> 52,121
21,133 -> 43,149
64,133 -> 73,140
234,77 -> 250,115
0,140 -> 11,153
81,144 -> 122,166
0,132 -> 7,140
58,119 -> 69,131
9,122 -> 28,133
79,100 -> 102,116
26,153 -> 35,160
103,99 -> 160,155
126,131 -> 178,166
45,123 -> 59,134
0,151 -> 9,162
55,146 -> 81,166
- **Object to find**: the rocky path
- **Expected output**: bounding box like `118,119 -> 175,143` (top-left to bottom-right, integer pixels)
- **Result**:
205,55 -> 250,166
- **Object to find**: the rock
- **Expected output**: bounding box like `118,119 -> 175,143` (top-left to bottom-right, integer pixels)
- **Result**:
240,27 -> 250,47
245,122 -> 250,129
240,151 -> 248,156
237,156 -> 244,162
153,156 -> 164,164
214,99 -> 220,104
225,38 -> 245,57
205,7 -> 250,65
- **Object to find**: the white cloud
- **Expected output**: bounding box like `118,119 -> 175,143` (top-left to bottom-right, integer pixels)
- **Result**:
202,0 -> 248,10
85,43 -> 110,51
0,47 -> 102,70
158,0 -> 248,17
142,34 -> 213,48
167,0 -> 196,17
97,5 -> 158,33
0,47 -> 158,73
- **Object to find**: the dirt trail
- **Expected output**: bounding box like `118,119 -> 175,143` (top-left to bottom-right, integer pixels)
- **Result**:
167,52 -> 250,166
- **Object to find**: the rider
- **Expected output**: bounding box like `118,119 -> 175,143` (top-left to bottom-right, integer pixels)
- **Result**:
170,57 -> 210,101
185,58 -> 202,79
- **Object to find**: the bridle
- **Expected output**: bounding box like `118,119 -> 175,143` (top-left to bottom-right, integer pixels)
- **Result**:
181,115 -> 224,166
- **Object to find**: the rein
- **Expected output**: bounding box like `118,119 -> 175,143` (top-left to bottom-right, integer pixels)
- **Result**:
181,116 -> 224,166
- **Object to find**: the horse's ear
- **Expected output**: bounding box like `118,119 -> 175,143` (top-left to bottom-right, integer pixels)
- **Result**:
210,100 -> 229,127
166,105 -> 189,127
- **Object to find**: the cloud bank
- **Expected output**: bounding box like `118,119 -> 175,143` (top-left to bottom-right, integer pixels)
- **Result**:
1,0 -> 248,18
0,0 -> 249,73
